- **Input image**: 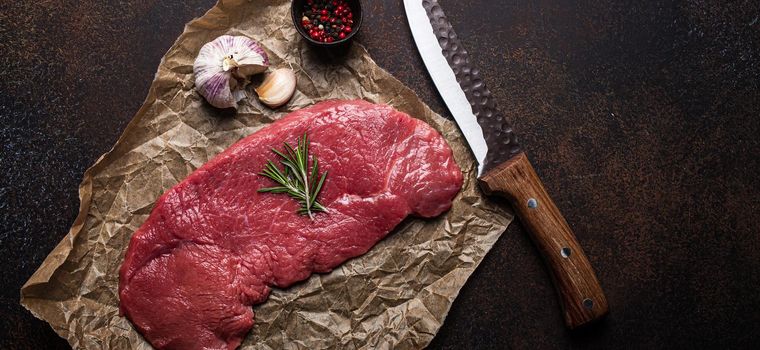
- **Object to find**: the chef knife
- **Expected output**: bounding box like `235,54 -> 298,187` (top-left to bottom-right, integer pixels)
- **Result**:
404,0 -> 608,328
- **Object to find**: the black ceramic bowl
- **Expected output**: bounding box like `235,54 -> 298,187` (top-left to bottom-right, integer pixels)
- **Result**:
291,0 -> 363,46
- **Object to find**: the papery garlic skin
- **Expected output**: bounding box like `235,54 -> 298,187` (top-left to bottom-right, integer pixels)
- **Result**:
193,35 -> 269,109
255,68 -> 297,108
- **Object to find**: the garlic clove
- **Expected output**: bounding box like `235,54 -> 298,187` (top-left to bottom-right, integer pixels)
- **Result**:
255,68 -> 297,109
193,35 -> 269,109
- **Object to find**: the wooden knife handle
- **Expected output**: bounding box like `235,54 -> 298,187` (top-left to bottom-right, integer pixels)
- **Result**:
479,152 -> 608,329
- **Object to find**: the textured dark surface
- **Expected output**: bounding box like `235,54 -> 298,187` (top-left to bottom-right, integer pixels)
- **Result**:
421,0 -> 522,173
1,0 -> 759,349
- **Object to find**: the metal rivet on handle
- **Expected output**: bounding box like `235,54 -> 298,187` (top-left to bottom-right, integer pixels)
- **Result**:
561,247 -> 572,258
527,198 -> 538,209
583,298 -> 594,309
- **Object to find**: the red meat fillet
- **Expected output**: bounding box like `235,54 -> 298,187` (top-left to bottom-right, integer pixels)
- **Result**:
119,100 -> 463,349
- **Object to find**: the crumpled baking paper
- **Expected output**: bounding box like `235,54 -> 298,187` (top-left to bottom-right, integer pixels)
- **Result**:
20,0 -> 513,348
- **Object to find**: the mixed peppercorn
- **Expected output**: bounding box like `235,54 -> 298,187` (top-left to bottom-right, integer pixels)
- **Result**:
300,0 -> 355,43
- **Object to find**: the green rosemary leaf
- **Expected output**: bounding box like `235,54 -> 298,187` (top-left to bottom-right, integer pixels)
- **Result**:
258,132 -> 328,219
311,171 -> 327,207
301,134 -> 309,170
281,160 -> 303,183
283,142 -> 298,163
309,158 -> 319,192
271,149 -> 290,162
258,186 -> 290,193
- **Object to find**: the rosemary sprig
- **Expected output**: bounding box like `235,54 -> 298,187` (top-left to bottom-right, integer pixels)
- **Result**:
258,132 -> 328,219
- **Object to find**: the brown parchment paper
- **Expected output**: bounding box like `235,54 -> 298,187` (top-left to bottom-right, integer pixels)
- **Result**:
20,0 -> 513,348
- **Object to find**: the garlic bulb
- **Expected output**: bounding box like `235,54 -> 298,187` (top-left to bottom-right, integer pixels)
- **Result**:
193,35 -> 269,109
255,68 -> 297,108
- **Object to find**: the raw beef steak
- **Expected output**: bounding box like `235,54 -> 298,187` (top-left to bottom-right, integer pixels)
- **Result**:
119,100 -> 463,349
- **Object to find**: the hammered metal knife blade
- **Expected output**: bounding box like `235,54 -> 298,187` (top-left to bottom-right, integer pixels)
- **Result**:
404,0 -> 608,328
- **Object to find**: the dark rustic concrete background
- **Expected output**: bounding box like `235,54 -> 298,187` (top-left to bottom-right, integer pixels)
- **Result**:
1,0 -> 759,348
